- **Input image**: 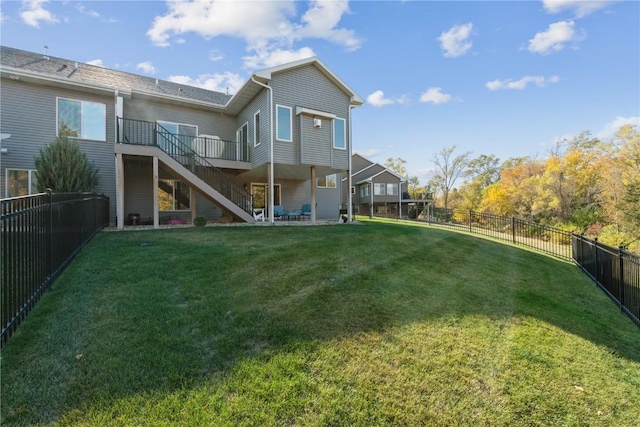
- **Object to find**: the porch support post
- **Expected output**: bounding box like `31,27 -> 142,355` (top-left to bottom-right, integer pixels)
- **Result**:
369,182 -> 373,218
191,188 -> 197,224
153,156 -> 159,229
398,182 -> 402,220
115,153 -> 125,230
311,165 -> 317,223
269,162 -> 274,224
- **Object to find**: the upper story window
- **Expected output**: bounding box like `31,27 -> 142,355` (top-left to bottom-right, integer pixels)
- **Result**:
333,118 -> 346,149
57,97 -> 106,141
276,105 -> 292,142
387,183 -> 399,196
374,183 -> 386,195
254,111 -> 261,146
316,173 -> 337,189
360,184 -> 370,197
6,169 -> 38,198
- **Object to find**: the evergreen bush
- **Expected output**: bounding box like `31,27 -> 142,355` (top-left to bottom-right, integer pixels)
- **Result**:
35,135 -> 99,192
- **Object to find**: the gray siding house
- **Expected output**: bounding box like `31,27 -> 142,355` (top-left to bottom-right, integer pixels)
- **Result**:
0,46 -> 363,228
343,153 -> 433,219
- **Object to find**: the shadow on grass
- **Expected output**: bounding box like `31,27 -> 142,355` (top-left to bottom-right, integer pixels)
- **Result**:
2,222 -> 639,424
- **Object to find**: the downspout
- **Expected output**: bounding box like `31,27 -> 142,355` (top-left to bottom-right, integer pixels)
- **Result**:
251,77 -> 274,224
348,105 -> 356,222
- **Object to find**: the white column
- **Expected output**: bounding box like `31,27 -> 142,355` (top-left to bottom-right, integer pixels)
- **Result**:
153,156 -> 159,229
115,153 -> 125,230
311,165 -> 316,223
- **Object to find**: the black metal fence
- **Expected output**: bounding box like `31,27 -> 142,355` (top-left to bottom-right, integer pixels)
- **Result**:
1,191 -> 109,345
423,207 -> 573,260
572,235 -> 640,327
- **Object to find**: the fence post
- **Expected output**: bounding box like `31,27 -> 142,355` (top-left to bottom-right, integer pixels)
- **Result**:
594,237 -> 599,283
619,246 -> 625,313
511,217 -> 516,244
469,209 -> 472,233
47,189 -> 53,287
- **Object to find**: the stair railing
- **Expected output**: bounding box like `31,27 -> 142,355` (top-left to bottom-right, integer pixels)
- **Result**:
117,117 -> 252,216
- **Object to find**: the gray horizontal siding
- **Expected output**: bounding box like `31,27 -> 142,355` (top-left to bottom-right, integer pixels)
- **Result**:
0,78 -> 116,222
236,89 -> 270,168
124,98 -> 237,141
270,64 -> 351,167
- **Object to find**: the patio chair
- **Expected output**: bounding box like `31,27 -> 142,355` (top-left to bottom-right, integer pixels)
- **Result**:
273,205 -> 287,219
300,204 -> 312,218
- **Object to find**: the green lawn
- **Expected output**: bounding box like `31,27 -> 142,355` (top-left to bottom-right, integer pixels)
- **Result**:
1,221 -> 639,426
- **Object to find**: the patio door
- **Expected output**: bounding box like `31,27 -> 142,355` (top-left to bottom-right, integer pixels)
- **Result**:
251,183 -> 281,217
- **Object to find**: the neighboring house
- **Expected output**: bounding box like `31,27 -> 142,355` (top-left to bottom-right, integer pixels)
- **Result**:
342,153 -> 432,219
0,46 -> 363,228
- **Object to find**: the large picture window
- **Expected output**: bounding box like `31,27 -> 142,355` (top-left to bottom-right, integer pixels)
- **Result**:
276,105 -> 292,141
57,97 -> 106,141
316,173 -> 337,189
374,183 -> 386,195
333,118 -> 346,149
6,169 -> 38,198
158,179 -> 190,211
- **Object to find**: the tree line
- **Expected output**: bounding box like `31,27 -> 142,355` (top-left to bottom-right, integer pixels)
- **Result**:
385,124 -> 640,253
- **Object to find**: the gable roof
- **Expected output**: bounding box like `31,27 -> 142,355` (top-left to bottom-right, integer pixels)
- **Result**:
0,46 -> 364,114
347,153 -> 406,183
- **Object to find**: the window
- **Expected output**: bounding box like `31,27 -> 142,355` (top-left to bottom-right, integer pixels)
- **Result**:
374,183 -> 386,195
57,98 -> 106,141
158,179 -> 190,211
387,183 -> 399,196
237,122 -> 248,146
316,173 -> 337,188
6,169 -> 38,198
333,118 -> 346,149
360,185 -> 370,197
254,111 -> 261,146
351,186 -> 356,195
276,105 -> 292,141
157,121 -> 198,145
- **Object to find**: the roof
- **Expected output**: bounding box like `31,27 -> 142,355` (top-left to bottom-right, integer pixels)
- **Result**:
0,46 -> 232,106
0,46 -> 364,113
348,153 -> 406,183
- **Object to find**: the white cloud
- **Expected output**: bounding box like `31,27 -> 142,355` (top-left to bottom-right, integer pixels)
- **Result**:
208,49 -> 224,62
76,4 -> 100,18
86,59 -> 104,67
366,90 -> 409,107
419,87 -> 453,104
528,20 -> 585,54
168,72 -> 245,94
354,148 -> 381,158
242,46 -> 315,69
542,0 -> 613,18
20,0 -> 58,27
486,75 -> 560,90
147,0 -> 362,63
437,23 -> 473,58
136,61 -> 156,75
597,116 -> 640,139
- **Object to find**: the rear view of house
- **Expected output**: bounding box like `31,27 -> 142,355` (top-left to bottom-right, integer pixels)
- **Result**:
0,46 -> 363,227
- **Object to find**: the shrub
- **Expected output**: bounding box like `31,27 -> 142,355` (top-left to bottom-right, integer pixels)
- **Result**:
35,135 -> 99,192
193,216 -> 208,227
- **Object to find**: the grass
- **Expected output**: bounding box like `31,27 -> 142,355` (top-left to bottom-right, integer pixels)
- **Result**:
1,220 -> 639,426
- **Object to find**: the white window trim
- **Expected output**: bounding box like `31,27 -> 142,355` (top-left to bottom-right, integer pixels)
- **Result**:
157,120 -> 198,136
316,173 -> 338,189
276,104 -> 292,142
333,117 -> 346,150
386,183 -> 399,196
374,183 -> 386,196
56,97 -> 107,142
253,110 -> 261,147
5,169 -> 38,198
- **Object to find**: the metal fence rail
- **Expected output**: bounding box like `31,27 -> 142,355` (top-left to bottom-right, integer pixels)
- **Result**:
424,208 -> 573,260
1,191 -> 109,345
572,235 -> 640,327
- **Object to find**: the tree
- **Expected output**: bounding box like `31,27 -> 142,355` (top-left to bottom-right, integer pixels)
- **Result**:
431,146 -> 470,209
384,157 -> 408,177
458,154 -> 500,210
35,135 -> 99,192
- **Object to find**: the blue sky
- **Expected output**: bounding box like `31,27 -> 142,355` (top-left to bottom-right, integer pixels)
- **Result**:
1,0 -> 638,184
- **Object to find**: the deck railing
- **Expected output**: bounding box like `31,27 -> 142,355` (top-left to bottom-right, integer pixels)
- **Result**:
117,118 -> 252,216
1,191 -> 109,345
